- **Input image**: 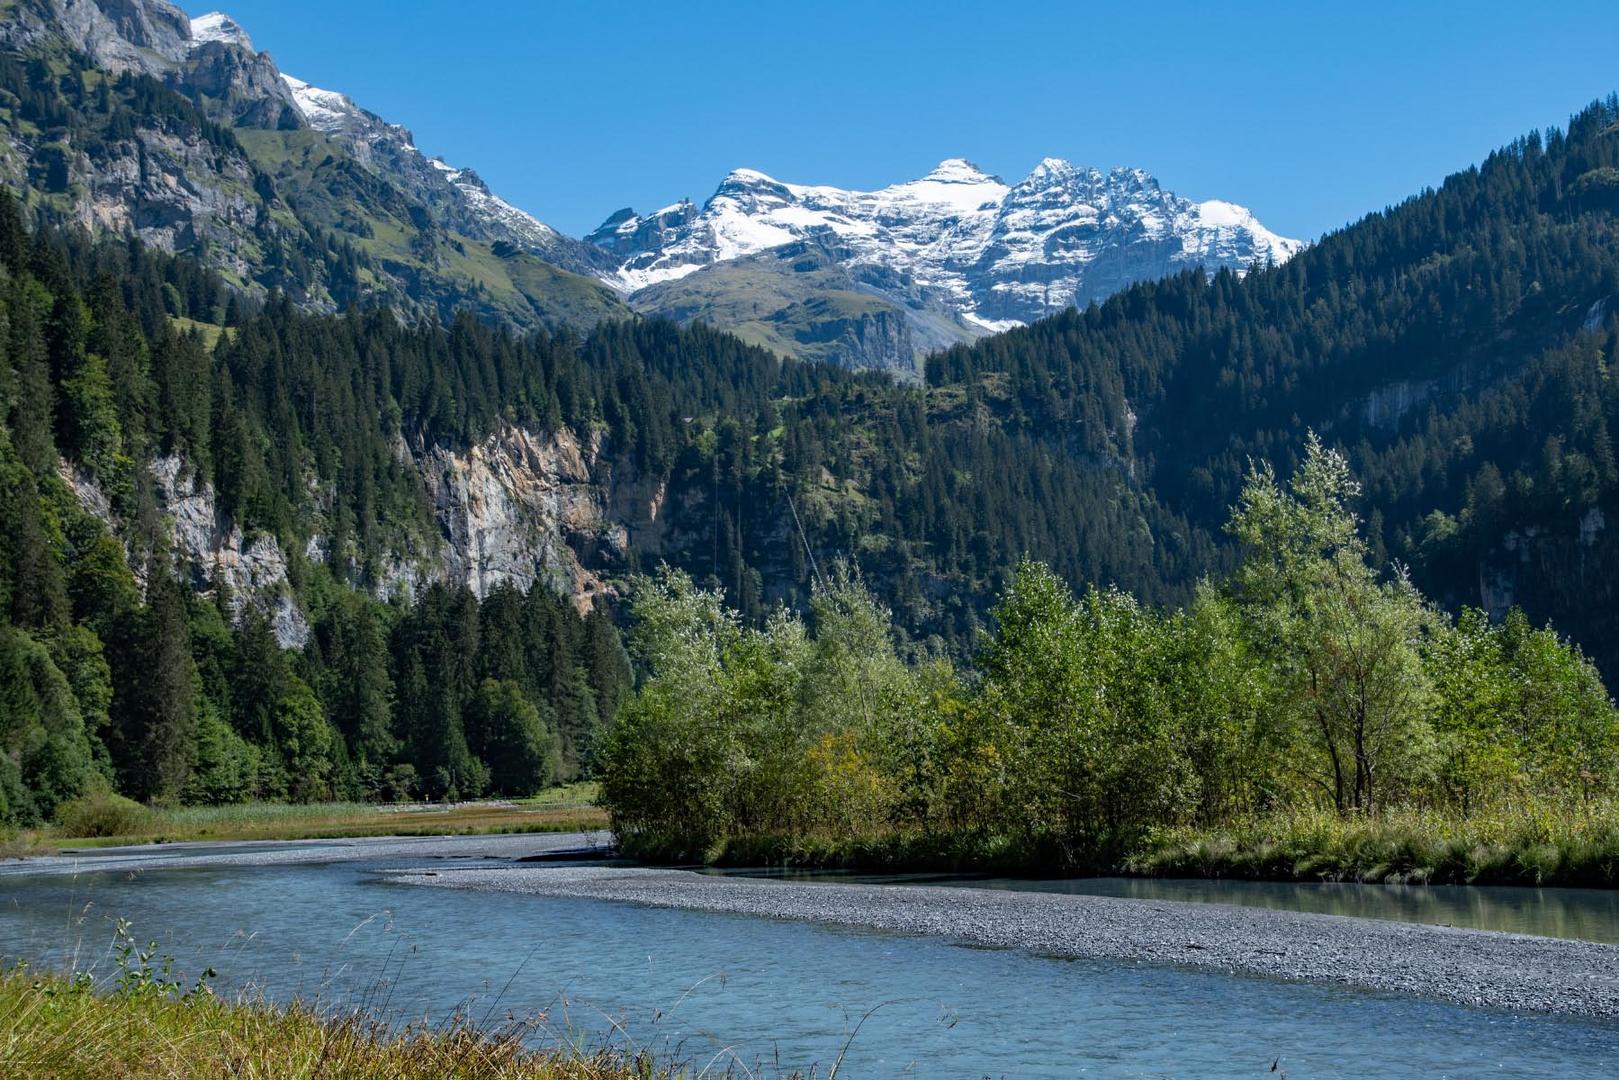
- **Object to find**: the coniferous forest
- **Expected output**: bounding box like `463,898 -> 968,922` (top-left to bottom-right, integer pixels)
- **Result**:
0,196 -> 638,821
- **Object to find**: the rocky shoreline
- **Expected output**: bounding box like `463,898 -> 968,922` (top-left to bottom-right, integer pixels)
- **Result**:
11,834 -> 1616,1021
388,863 -> 1619,1020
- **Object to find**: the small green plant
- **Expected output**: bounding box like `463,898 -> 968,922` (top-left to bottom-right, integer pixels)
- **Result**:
103,918 -> 215,1003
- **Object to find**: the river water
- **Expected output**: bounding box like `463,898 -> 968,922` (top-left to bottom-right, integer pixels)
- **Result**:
1,841 -> 1616,1078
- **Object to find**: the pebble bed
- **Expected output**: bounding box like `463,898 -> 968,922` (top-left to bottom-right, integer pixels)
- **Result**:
389,863 -> 1619,1020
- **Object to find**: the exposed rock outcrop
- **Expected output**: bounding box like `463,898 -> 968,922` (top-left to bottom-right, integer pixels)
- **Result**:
411,425 -> 617,611
58,423 -> 674,644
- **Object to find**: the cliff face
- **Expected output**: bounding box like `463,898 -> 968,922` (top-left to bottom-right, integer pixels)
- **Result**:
412,424 -> 620,611
786,300 -> 914,373
1475,506 -> 1611,622
62,422 -> 681,645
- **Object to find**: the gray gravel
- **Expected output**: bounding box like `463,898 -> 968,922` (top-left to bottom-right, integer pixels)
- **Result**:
387,864 -> 1619,1020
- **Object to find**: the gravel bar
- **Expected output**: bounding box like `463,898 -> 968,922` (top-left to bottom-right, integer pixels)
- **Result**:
387,864 -> 1619,1019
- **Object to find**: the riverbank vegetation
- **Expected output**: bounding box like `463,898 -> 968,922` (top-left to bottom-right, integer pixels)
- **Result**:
1,784 -> 606,857
1132,801 -> 1619,886
599,439 -> 1619,885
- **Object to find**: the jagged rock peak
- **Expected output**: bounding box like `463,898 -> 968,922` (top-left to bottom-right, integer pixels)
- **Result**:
188,10 -> 253,50
279,72 -> 365,133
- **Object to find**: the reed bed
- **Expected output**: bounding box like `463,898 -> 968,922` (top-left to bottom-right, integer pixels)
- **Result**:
1130,800 -> 1619,886
2,784 -> 608,858
623,797 -> 1619,887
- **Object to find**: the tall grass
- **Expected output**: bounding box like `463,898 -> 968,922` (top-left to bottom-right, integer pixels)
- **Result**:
4,783 -> 608,857
1130,800 -> 1619,886
623,797 -> 1619,887
0,968 -> 684,1078
0,907 -> 814,1080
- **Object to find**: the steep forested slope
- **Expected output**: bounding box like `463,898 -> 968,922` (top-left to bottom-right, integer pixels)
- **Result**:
926,96 -> 1619,669
0,201 -> 640,819
0,1 -> 626,332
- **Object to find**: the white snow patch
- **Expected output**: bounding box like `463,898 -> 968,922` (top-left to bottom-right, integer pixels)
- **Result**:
962,311 -> 1025,334
279,73 -> 358,133
593,157 -> 1305,327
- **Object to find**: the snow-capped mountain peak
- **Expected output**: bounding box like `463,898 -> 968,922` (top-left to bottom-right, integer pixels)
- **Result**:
187,11 -> 253,51
594,159 -> 1302,328
923,157 -> 994,180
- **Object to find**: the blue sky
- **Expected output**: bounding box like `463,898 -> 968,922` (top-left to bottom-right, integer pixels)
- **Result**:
207,1 -> 1619,242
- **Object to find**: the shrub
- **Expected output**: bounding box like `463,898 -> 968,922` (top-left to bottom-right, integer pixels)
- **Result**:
55,790 -> 151,838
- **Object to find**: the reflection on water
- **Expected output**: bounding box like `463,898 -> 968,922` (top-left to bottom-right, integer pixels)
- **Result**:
703,868 -> 1619,943
0,858 -> 1615,1078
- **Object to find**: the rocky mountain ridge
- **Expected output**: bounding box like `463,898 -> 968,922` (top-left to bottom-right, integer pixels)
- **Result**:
0,0 -> 624,328
184,9 -> 611,278
594,156 -> 1301,342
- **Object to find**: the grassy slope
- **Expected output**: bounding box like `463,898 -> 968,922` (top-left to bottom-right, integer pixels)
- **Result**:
234,130 -> 629,332
630,245 -> 913,367
0,971 -> 677,1079
167,315 -> 233,349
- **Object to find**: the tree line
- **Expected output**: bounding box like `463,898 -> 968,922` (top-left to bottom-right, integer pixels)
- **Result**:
599,439 -> 1619,863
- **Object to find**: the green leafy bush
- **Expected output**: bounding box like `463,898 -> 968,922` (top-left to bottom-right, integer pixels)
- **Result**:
54,790 -> 151,838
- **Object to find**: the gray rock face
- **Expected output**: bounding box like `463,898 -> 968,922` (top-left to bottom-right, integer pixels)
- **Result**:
180,38 -> 300,129
59,422 -> 654,644
32,0 -> 193,74
148,456 -> 310,647
788,297 -> 914,372
72,123 -> 264,263
409,424 -> 619,609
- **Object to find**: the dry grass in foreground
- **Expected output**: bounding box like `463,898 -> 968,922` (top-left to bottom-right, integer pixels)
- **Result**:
0,968 -> 682,1079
